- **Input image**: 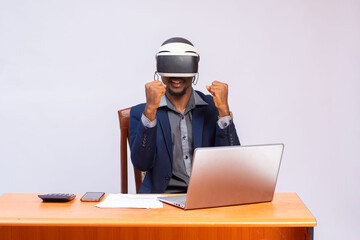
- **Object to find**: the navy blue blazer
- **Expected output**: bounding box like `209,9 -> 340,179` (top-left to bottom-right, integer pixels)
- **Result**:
129,91 -> 240,193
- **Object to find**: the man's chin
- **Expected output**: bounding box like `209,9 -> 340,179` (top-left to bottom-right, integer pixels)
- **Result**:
167,87 -> 187,97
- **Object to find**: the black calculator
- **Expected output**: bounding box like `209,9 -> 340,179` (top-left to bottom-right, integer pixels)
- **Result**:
38,193 -> 76,202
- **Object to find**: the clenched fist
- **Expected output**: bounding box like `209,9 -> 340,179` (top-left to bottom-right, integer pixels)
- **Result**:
206,81 -> 230,118
144,81 -> 167,121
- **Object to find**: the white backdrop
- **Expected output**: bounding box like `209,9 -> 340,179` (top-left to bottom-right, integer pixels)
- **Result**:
1,1 -> 359,239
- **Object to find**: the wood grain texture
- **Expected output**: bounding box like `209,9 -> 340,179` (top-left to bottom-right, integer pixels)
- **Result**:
0,226 -> 310,240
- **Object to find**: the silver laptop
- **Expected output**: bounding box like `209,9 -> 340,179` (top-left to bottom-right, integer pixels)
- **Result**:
157,144 -> 284,210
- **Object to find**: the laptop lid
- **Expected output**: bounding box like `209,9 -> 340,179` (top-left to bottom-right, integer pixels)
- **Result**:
183,144 -> 284,210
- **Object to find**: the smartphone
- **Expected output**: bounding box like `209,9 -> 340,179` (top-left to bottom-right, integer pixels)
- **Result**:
80,192 -> 105,202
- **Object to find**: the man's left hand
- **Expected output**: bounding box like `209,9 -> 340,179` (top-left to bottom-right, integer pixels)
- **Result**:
206,81 -> 230,118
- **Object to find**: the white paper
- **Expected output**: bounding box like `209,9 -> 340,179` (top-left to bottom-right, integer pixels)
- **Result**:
95,194 -> 163,209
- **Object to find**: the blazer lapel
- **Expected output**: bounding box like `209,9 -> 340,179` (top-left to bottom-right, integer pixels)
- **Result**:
157,108 -> 172,160
192,107 -> 205,149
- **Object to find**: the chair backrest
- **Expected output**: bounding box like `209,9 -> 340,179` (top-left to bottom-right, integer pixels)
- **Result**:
118,108 -> 143,193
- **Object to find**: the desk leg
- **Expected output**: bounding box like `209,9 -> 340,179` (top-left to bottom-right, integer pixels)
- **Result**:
306,227 -> 314,240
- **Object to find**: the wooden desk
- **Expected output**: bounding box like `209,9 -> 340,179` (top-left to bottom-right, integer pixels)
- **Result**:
0,193 -> 316,240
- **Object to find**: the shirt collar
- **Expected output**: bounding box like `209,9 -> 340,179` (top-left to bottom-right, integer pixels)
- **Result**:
193,90 -> 208,106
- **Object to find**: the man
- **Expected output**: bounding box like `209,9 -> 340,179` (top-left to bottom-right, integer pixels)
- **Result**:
129,37 -> 240,193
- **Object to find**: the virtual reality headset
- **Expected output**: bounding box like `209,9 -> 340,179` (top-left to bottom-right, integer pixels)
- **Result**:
156,37 -> 200,78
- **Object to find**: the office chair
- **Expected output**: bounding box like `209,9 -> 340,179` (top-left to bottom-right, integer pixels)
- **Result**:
118,108 -> 143,193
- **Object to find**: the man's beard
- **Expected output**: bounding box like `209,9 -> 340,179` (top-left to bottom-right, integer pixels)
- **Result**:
166,86 -> 189,96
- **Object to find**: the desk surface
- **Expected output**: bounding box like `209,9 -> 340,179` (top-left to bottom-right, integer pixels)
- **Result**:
0,192 -> 316,228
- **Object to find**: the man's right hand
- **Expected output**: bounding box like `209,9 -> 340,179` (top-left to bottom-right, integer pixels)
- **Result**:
144,81 -> 167,121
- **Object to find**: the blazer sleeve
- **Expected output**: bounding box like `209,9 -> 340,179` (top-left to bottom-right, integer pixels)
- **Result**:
198,91 -> 240,147
215,120 -> 240,146
129,105 -> 158,171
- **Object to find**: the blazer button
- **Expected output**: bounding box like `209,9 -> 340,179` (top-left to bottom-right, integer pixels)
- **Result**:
165,175 -> 170,180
